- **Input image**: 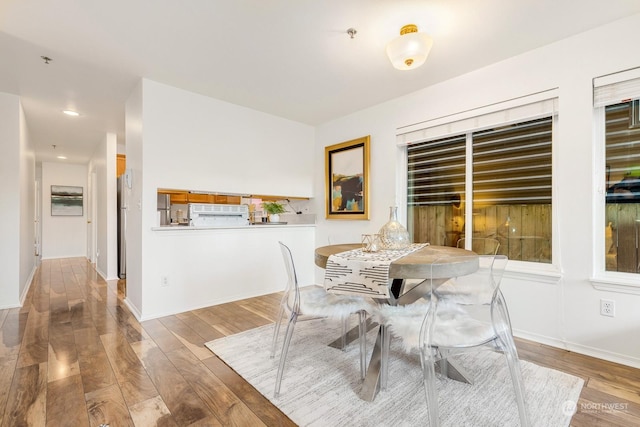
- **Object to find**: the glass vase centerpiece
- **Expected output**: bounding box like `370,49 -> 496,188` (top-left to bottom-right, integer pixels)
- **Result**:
378,206 -> 410,250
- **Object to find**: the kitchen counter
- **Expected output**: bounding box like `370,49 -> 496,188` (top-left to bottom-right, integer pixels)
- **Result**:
145,220 -> 316,319
151,223 -> 315,231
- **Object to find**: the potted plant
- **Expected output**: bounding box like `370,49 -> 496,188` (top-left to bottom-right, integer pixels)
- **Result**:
262,201 -> 286,222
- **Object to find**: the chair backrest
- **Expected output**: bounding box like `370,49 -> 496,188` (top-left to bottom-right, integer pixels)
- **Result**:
457,237 -> 500,256
431,254 -> 508,306
279,241 -> 301,313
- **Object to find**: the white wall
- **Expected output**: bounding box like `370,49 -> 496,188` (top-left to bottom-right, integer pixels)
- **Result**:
314,14 -> 640,368
141,79 -> 315,196
0,92 -> 22,307
42,162 -> 88,259
88,132 -> 118,280
0,93 -> 36,308
18,99 -> 35,300
125,79 -> 316,319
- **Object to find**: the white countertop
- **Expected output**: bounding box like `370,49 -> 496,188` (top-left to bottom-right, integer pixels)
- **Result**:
152,223 -> 315,231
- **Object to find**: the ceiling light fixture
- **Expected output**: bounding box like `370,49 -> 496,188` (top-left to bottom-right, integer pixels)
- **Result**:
63,110 -> 79,116
386,24 -> 433,71
346,28 -> 357,39
57,155 -> 67,160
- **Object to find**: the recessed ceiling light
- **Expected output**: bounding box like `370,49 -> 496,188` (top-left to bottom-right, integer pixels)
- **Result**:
57,155 -> 67,160
63,110 -> 79,116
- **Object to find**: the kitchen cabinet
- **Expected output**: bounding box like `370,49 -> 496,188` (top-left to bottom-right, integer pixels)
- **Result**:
187,193 -> 212,203
157,189 -> 242,205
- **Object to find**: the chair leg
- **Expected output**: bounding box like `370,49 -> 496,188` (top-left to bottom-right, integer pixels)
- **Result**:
358,310 -> 367,380
270,305 -> 285,359
274,312 -> 298,398
494,299 -> 530,426
420,298 -> 439,427
496,330 -> 530,426
380,324 -> 390,390
340,315 -> 348,350
422,344 -> 440,427
504,346 -> 530,427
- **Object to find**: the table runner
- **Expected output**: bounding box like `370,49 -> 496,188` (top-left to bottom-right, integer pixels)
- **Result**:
324,243 -> 428,298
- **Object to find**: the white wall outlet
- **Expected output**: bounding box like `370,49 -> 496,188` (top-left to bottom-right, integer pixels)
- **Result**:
161,276 -> 169,287
600,299 -> 615,317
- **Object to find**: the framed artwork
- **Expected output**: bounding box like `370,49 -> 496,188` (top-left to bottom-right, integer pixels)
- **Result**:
51,185 -> 83,216
325,135 -> 370,220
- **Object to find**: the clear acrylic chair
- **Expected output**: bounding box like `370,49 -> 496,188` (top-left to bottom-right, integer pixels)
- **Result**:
456,236 -> 500,255
270,241 -> 370,398
378,255 -> 530,427
452,237 -> 512,329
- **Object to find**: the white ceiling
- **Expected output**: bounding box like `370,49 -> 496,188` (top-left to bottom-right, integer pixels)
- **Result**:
2,0 -> 640,164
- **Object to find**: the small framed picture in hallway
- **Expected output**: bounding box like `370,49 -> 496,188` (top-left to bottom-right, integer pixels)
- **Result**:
51,185 -> 83,216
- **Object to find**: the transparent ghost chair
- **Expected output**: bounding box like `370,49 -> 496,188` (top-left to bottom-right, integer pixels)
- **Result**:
456,237 -> 501,256
270,241 -> 371,398
378,255 -> 529,427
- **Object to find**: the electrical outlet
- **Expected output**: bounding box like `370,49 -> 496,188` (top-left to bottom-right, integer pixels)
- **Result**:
600,299 -> 615,317
161,276 -> 169,287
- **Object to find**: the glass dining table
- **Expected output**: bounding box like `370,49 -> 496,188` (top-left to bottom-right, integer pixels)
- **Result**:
315,243 -> 479,401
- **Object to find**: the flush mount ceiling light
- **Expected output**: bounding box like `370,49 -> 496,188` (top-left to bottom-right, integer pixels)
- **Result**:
63,110 -> 79,116
386,24 -> 433,71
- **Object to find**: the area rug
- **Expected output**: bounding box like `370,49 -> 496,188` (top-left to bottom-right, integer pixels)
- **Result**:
205,319 -> 583,426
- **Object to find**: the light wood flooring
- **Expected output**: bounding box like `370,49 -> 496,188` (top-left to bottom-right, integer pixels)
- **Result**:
0,257 -> 638,426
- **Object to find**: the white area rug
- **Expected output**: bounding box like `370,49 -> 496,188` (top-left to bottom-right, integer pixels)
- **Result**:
206,319 -> 583,426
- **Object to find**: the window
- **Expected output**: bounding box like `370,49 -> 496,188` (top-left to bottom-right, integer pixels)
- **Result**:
593,69 -> 640,277
404,97 -> 555,264
602,101 -> 640,273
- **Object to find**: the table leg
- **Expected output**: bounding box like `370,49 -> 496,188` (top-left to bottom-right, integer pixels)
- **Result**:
358,325 -> 383,402
328,318 -> 377,349
436,358 -> 473,384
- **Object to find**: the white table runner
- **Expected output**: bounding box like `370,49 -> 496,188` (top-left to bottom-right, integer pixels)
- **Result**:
324,244 -> 428,298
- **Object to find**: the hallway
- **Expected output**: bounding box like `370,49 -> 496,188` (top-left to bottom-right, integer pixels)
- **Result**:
0,258 -> 294,426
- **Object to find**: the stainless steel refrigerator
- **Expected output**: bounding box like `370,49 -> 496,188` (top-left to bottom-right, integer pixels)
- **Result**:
157,193 -> 171,226
117,176 -> 128,279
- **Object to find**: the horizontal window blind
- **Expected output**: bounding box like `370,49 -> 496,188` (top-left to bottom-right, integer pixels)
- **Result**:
594,67 -> 640,108
397,90 -> 558,146
605,102 -> 640,202
473,117 -> 552,205
407,117 -> 552,207
407,135 -> 466,206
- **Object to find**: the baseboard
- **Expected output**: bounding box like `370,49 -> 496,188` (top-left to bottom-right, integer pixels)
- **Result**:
95,265 -> 120,284
95,266 -> 107,282
0,265 -> 38,310
135,286 -> 282,322
19,265 -> 37,306
514,329 -> 640,369
123,298 -> 143,321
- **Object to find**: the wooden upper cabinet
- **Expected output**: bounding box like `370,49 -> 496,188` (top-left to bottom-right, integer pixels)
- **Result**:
116,154 -> 126,177
187,193 -> 214,203
170,193 -> 188,204
157,189 -> 244,205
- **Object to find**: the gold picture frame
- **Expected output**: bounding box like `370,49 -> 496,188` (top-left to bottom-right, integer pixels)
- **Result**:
325,135 -> 370,220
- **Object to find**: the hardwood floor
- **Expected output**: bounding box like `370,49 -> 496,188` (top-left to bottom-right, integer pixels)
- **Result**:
0,257 -> 638,426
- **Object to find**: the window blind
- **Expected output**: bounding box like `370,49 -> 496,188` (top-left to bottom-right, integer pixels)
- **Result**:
407,117 -> 552,207
472,117 -> 553,205
397,90 -> 558,146
594,67 -> 640,108
407,134 -> 466,206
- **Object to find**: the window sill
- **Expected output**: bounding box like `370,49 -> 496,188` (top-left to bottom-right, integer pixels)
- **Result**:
504,261 -> 562,284
590,275 -> 640,295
